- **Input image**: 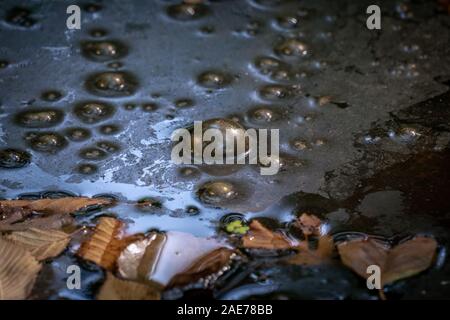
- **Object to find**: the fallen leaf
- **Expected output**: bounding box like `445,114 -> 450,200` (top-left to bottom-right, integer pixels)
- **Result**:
117,233 -> 167,282
118,231 -> 228,286
0,213 -> 75,232
168,247 -> 236,288
0,197 -> 111,217
77,217 -> 138,270
0,239 -> 41,300
242,220 -> 294,250
97,272 -> 162,300
5,228 -> 71,261
294,213 -> 322,237
337,236 -> 437,287
286,236 -> 334,265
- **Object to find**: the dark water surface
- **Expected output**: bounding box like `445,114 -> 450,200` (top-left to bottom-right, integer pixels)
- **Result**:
1,0 -> 450,299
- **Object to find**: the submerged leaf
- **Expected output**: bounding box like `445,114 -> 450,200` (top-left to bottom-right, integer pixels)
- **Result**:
118,231 -> 227,286
0,213 -> 75,232
242,220 -> 294,250
77,217 -> 137,270
294,213 -> 322,237
0,197 -> 111,216
338,236 -> 437,287
97,272 -> 162,300
5,228 -> 71,261
286,236 -> 334,266
0,239 -> 41,300
168,247 -> 236,288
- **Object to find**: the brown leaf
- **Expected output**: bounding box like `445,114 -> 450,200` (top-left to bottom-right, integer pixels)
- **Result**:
0,239 -> 41,300
0,197 -> 111,216
118,231 -> 227,286
286,235 -> 334,265
77,217 -> 138,270
294,213 -> 322,237
5,228 -> 71,261
242,220 -> 294,250
0,213 -> 75,232
97,272 -> 162,300
168,247 -> 235,288
338,236 -> 437,287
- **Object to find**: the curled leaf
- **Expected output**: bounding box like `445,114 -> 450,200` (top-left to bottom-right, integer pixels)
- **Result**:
337,236 -> 437,287
5,228 -> 71,261
97,272 -> 162,300
242,220 -> 294,250
0,239 -> 41,300
77,217 -> 138,270
168,247 -> 236,288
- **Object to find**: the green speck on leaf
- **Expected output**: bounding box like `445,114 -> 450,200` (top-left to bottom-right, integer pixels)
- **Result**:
225,220 -> 249,235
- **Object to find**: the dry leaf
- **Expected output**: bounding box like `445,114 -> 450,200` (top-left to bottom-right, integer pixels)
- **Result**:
77,217 -> 137,270
338,236 -> 437,287
294,213 -> 322,237
0,239 -> 41,300
0,197 -> 111,216
286,236 -> 334,265
97,272 -> 162,300
5,228 -> 71,261
242,220 -> 294,250
168,247 -> 235,288
118,231 -> 227,286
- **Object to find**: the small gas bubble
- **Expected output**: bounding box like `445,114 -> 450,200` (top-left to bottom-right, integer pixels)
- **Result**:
0,60 -> 9,69
0,148 -> 31,169
259,84 -> 293,100
174,98 -> 195,108
107,61 -> 124,69
248,106 -> 279,123
74,101 -> 115,123
167,3 -> 209,21
86,72 -> 139,97
178,166 -> 201,179
197,181 -> 238,205
79,147 -> 108,160
26,132 -> 67,153
5,7 -> 37,28
81,40 -> 128,62
89,28 -> 108,38
77,163 -> 98,175
98,124 -> 121,135
197,70 -> 232,89
275,38 -> 308,57
65,127 -> 92,142
275,15 -> 300,30
41,90 -> 63,102
96,141 -> 120,153
141,102 -> 158,112
14,108 -> 64,128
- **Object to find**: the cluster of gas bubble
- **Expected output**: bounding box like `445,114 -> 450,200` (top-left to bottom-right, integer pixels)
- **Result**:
0,0 -> 429,212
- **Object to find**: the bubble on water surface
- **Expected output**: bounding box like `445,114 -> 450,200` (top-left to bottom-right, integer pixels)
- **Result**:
81,40 -> 128,62
74,101 -> 115,123
14,108 -> 64,128
0,148 -> 31,169
167,3 -> 209,21
197,71 -> 232,89
86,72 -> 139,97
26,132 -> 67,153
197,180 -> 238,205
65,127 -> 92,142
